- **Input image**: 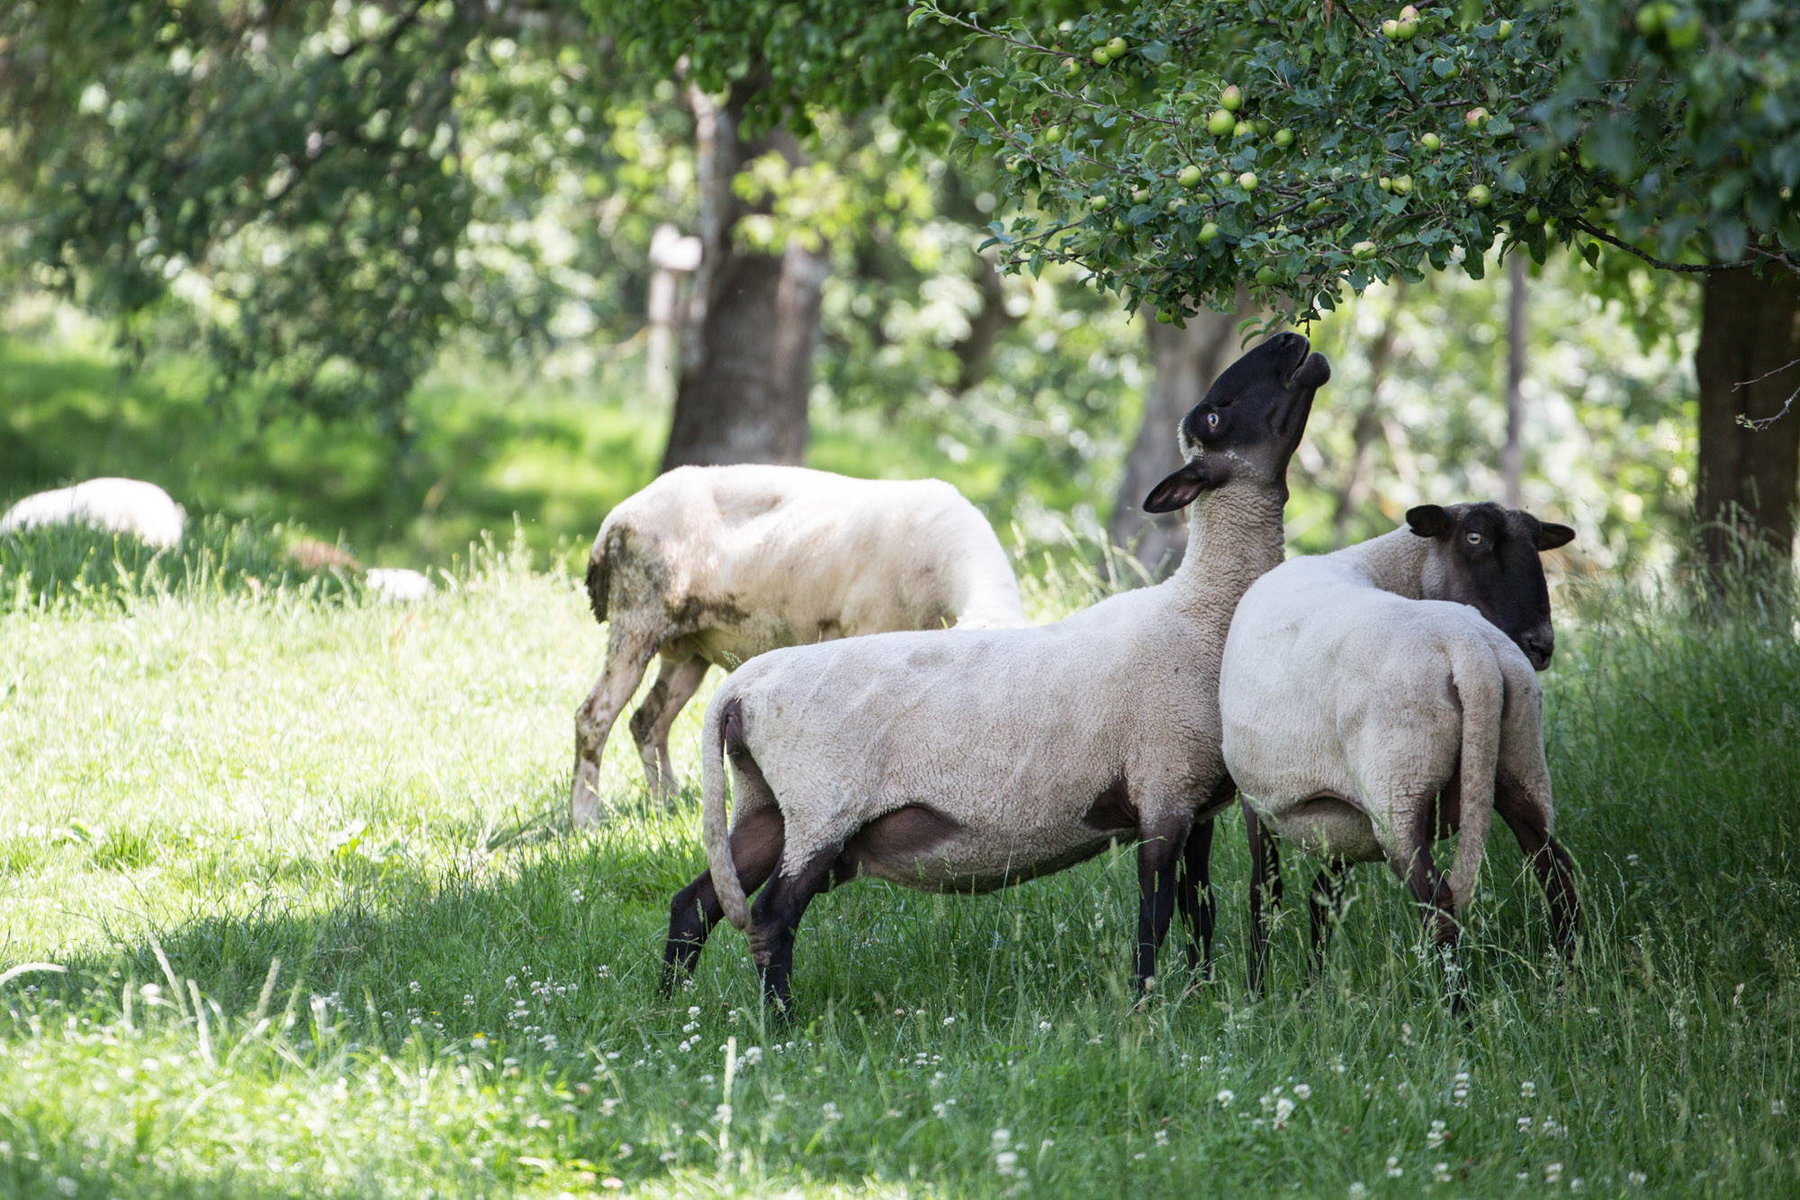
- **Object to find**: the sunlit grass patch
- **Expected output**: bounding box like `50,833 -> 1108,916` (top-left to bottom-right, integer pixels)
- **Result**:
1,550 -> 1797,1195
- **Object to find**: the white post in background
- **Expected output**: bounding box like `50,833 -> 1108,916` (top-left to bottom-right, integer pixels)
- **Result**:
647,223 -> 702,400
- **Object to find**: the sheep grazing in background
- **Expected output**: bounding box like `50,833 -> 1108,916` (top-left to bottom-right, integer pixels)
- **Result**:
571,465 -> 1027,826
662,333 -> 1330,1011
1219,503 -> 1580,1007
364,567 -> 435,602
0,478 -> 185,549
286,539 -> 434,601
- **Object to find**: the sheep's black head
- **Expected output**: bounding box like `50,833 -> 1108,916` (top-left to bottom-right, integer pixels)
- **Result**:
1143,331 -> 1330,512
1407,501 -> 1575,670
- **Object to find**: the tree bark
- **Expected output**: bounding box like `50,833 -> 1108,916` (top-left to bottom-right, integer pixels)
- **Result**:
1695,264 -> 1800,585
1108,302 -> 1248,575
661,81 -> 826,471
1331,281 -> 1407,543
1501,255 -> 1527,509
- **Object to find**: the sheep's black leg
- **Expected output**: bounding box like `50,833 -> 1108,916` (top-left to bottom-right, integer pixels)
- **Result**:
660,808 -> 785,995
1243,801 -> 1282,997
1495,784 -> 1580,961
1306,860 -> 1351,982
749,845 -> 838,1015
1133,822 -> 1189,996
1175,818 -> 1216,979
1393,811 -> 1465,1016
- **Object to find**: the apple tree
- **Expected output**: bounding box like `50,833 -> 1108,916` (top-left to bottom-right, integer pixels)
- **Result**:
928,0 -> 1800,578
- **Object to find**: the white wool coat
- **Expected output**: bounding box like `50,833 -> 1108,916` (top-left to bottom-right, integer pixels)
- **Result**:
0,478 -> 185,550
704,485 -> 1289,929
1220,526 -> 1551,904
591,464 -> 1024,667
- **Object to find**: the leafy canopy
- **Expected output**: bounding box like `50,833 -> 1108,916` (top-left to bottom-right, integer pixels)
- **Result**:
926,0 -> 1800,323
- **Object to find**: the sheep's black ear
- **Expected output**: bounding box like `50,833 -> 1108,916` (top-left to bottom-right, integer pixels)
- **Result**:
1406,505 -> 1452,538
1537,522 -> 1575,550
1144,459 -> 1228,513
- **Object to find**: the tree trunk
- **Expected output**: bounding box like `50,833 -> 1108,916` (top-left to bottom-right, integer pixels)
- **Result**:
661,81 -> 826,471
1501,255 -> 1527,509
1331,282 -> 1407,543
1108,303 -> 1247,575
1695,265 -> 1800,586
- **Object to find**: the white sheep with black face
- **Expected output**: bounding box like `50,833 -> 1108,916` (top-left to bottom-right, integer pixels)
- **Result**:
0,478 -> 185,549
570,465 -> 1026,825
661,333 -> 1332,1012
1219,503 -> 1579,1006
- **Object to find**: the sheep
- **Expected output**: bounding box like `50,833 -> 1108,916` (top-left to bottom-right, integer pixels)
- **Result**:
660,332 -> 1331,1010
570,464 -> 1027,826
0,478 -> 185,549
1218,502 -> 1580,1005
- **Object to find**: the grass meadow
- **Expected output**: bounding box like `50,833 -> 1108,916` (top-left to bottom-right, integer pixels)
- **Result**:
2,525 -> 1798,1197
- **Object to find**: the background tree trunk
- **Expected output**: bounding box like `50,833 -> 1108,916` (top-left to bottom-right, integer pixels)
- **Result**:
1502,255 -> 1527,509
1331,282 -> 1408,543
661,81 -> 826,471
1695,265 -> 1800,585
1108,302 -> 1247,575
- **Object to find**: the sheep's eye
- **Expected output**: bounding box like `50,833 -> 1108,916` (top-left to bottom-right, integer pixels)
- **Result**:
1465,531 -> 1483,546
1205,411 -> 1221,431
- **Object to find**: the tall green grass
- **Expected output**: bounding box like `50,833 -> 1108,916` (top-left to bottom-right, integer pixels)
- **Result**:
0,543 -> 1796,1196
0,518 -> 367,613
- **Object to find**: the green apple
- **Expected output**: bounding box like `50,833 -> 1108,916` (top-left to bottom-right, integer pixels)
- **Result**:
1177,164 -> 1204,188
1214,170 -> 1235,188
1206,109 -> 1237,137
1351,240 -> 1378,260
1156,309 -> 1176,323
1237,171 -> 1259,191
1220,84 -> 1244,112
1664,14 -> 1700,50
1198,221 -> 1221,243
1466,183 -> 1492,208
1131,188 -> 1151,204
1381,18 -> 1400,38
1255,265 -> 1279,285
1062,57 -> 1082,78
1042,124 -> 1064,144
1091,45 -> 1113,65
1496,19 -> 1514,38
1378,176 -> 1394,193
1273,128 -> 1295,148
1464,107 -> 1489,129
1087,193 -> 1111,211
1391,174 -> 1414,196
1420,131 -> 1442,151
1106,36 -> 1128,57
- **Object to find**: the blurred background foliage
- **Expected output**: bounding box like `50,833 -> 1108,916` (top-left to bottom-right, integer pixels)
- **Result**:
0,0 -> 1710,580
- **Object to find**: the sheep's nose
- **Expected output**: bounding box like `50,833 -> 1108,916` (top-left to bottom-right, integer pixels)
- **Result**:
1519,627 -> 1555,670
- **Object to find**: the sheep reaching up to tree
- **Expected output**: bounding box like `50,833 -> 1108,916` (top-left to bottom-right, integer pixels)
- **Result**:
570,465 -> 1026,825
662,333 -> 1330,1011
1219,503 -> 1579,1007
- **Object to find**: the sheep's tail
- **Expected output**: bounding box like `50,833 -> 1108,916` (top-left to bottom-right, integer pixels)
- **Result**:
703,693 -> 751,930
1446,644 -> 1503,910
585,553 -> 609,624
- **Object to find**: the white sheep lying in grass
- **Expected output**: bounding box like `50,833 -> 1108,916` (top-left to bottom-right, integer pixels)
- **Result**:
571,464 -> 1027,826
661,333 -> 1331,1010
1219,503 -> 1579,1006
0,478 -> 185,549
